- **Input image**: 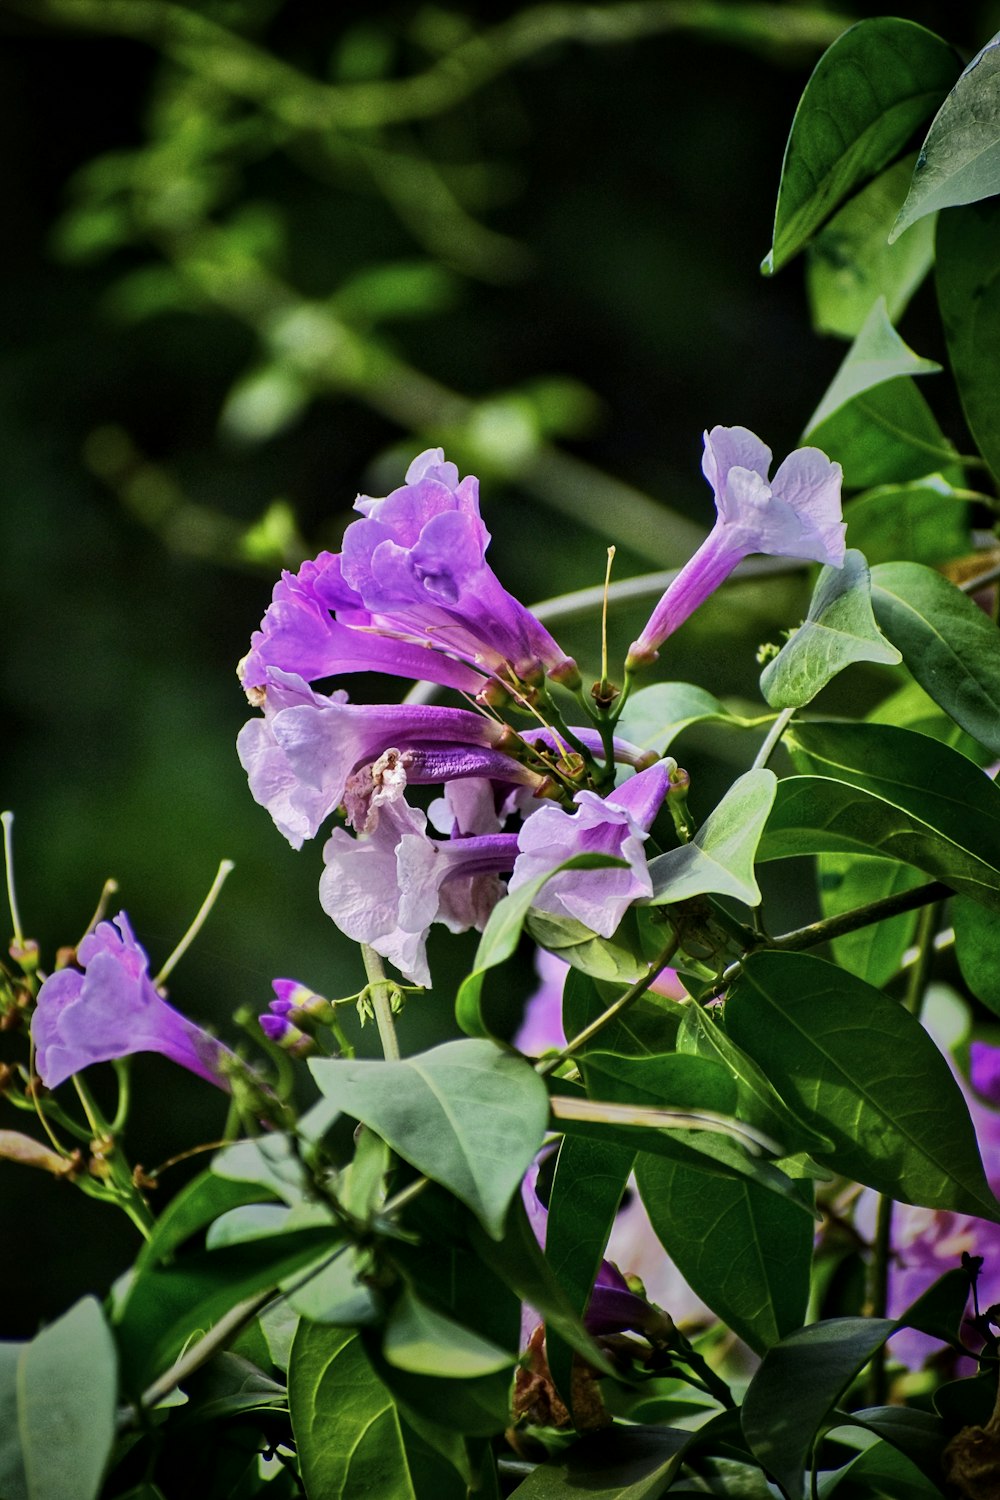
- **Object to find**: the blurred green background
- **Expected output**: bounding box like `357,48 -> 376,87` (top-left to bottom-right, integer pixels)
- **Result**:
2,0 -> 997,1335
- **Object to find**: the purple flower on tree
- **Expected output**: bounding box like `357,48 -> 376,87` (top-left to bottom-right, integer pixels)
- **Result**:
508,761 -> 672,938
319,792 -> 520,987
339,449 -> 579,688
32,913 -> 232,1090
238,669 -> 539,848
627,426 -> 845,667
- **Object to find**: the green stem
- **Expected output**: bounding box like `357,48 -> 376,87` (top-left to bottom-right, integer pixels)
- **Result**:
361,945 -> 401,1061
72,1073 -> 154,1238
752,707 -> 795,771
537,933 -> 680,1077
156,858 -> 234,985
1,811 -> 24,947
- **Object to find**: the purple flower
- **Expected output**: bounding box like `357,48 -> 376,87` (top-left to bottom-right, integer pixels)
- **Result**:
628,427 -> 845,667
238,669 -> 530,848
32,913 -> 231,1090
240,550 -> 487,698
508,762 -> 672,938
339,449 -> 579,687
319,796 -> 519,986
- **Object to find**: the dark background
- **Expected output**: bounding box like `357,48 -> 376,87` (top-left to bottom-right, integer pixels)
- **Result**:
1,0 -> 996,1336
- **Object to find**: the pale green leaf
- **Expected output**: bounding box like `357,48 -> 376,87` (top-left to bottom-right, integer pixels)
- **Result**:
648,769 -> 776,907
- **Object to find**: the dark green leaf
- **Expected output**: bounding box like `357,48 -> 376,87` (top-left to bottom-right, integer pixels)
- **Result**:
807,155 -> 936,338
847,1406 -> 949,1474
284,1243 -> 380,1326
760,550 -> 900,709
726,952 -> 999,1218
741,1316 -> 895,1498
764,17 -> 958,273
138,1171 -> 279,1270
615,682 -> 751,756
870,560 -> 1000,755
455,854 -> 626,1038
954,893 -> 1000,1016
544,1133 -> 635,1401
893,34 -> 1000,238
822,1436 -> 943,1498
115,1227 -> 339,1394
647,769 -> 776,906
805,299 -> 940,432
562,967 -> 683,1059
288,1324 -> 467,1500
677,1004 -> 833,1155
806,375 -> 961,489
212,1134 -> 311,1206
635,1152 -> 812,1353
509,1418 -> 738,1499
817,853 -> 923,987
937,197 -> 1000,481
309,1039 -> 549,1239
362,1329 -> 512,1437
17,1297 -> 117,1500
842,474 -> 971,567
768,719 -> 1000,910
382,1286 -> 516,1378
898,1266 -> 972,1349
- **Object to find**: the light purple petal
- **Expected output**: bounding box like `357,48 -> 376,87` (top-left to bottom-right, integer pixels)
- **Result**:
701,425 -> 772,496
32,913 -> 231,1090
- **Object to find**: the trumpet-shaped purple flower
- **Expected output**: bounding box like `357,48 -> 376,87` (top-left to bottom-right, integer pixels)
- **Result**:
239,551 -> 486,697
628,426 -> 845,667
340,449 -> 579,687
319,796 -> 519,986
508,761 -> 672,938
32,913 -> 231,1090
238,668 -> 533,848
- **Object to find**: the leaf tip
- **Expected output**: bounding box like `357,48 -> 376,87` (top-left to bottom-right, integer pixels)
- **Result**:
760,249 -> 776,277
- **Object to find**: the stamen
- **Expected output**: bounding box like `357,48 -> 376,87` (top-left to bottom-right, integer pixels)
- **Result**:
156,859 -> 235,985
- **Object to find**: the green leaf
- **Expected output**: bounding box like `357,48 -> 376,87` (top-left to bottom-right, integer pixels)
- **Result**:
525,907 -> 647,983
805,373 -> 961,489
455,853 -> 626,1039
768,719 -> 1000,910
17,1298 -> 117,1500
614,682 -> 750,756
382,1287 -> 516,1378
726,951 -> 999,1218
847,1406 -> 949,1475
677,1004 -> 833,1156
817,853 -> 923,987
284,1243 -> 381,1326
563,966 -> 684,1058
508,1419 -> 726,1498
805,298 -> 940,433
288,1325 -> 467,1500
544,1133 -> 635,1401
842,474 -> 971,567
760,550 -> 900,709
635,1152 -> 812,1353
741,1317 -> 895,1498
212,1133 -> 311,1206
764,17 -> 958,273
115,1227 -> 339,1394
954,894 -> 1000,1016
870,560 -> 1000,755
137,1170 -> 278,1269
806,155 -> 936,339
648,769 -> 776,907
937,197 -> 1000,481
824,1437 -> 944,1499
362,1328 -> 513,1437
893,34 -> 1000,239
309,1039 -> 549,1239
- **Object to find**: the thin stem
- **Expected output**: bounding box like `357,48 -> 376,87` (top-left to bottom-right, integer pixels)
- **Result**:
537,933 -> 680,1077
747,880 -> 951,964
752,707 -> 795,771
360,944 -> 401,1061
78,877 -> 120,947
156,858 -> 235,985
72,1072 -> 155,1239
1,811 -> 24,947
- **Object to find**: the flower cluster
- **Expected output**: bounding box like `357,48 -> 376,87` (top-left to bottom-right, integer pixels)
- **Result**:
238,436 -> 844,993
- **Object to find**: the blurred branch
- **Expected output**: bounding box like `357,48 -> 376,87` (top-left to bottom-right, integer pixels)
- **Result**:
10,1 -> 853,134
